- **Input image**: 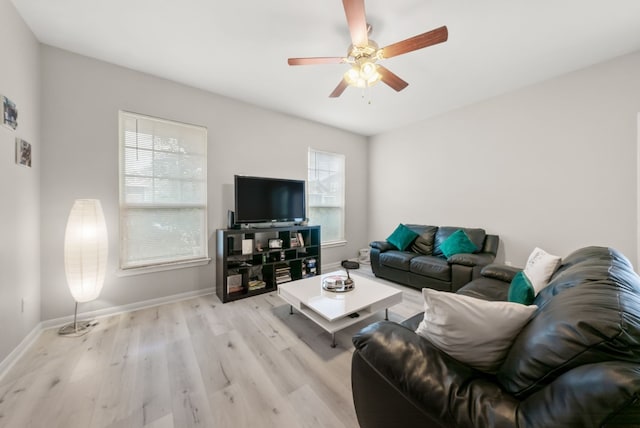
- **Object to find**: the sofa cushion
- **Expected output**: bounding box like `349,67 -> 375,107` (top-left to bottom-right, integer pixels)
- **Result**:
497,246 -> 640,397
379,251 -> 417,271
433,227 -> 486,257
508,271 -> 535,305
523,247 -> 561,295
410,225 -> 438,255
480,264 -> 521,283
457,277 -> 510,301
439,229 -> 479,258
387,224 -> 419,251
415,288 -> 537,373
410,256 -> 451,282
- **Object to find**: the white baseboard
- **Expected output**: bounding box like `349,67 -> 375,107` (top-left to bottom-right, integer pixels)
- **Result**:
0,287 -> 214,382
41,287 -> 215,330
322,262 -> 343,272
0,322 -> 43,383
323,260 -> 370,273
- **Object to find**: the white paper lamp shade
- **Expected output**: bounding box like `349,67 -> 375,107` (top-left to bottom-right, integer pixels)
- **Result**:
64,199 -> 108,303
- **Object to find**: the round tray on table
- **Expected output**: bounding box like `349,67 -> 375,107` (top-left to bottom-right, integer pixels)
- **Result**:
322,275 -> 355,293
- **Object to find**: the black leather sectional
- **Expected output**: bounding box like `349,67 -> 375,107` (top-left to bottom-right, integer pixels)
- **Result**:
370,225 -> 499,292
351,246 -> 640,428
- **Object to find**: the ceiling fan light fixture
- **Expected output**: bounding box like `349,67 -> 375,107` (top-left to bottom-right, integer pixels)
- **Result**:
345,66 -> 360,83
286,0 -> 448,97
344,62 -> 380,88
360,61 -> 377,80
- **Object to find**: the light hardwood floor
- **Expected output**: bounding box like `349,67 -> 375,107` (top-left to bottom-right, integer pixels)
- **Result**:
0,269 -> 423,428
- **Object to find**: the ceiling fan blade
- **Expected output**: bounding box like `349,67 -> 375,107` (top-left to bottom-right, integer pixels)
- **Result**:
377,65 -> 409,92
288,57 -> 346,66
381,26 -> 448,59
329,79 -> 349,98
342,0 -> 368,47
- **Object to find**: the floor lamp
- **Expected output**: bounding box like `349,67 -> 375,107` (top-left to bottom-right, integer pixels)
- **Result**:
58,199 -> 108,336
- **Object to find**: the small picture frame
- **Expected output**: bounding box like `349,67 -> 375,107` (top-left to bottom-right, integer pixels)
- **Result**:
242,239 -> 253,255
268,238 -> 283,249
15,138 -> 31,167
2,95 -> 18,130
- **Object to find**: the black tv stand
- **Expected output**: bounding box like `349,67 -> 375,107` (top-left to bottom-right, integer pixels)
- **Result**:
216,225 -> 321,303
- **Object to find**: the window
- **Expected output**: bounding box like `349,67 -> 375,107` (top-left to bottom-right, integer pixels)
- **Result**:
119,111 -> 208,270
308,148 -> 345,244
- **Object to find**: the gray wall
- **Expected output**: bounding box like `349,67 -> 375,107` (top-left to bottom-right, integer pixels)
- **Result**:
0,0 -> 41,363
40,46 -> 368,321
369,51 -> 640,268
5,3 -> 640,365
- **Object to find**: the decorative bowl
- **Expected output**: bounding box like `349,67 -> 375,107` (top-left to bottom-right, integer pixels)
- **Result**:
322,274 -> 355,293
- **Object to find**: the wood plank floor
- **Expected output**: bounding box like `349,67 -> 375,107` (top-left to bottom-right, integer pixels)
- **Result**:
0,269 -> 423,428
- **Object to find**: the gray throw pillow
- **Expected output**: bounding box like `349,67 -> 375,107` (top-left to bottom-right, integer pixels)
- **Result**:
415,288 -> 537,373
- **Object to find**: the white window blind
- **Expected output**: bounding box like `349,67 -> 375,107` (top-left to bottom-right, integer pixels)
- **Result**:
308,148 -> 345,244
119,111 -> 208,270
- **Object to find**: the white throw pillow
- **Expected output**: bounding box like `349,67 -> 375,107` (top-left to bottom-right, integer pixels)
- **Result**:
415,288 -> 537,373
523,247 -> 561,295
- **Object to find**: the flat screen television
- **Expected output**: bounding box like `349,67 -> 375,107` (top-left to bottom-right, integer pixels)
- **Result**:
234,175 -> 306,225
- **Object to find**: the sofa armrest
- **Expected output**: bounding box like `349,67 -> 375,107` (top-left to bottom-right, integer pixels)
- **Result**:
483,234 -> 500,256
480,263 -> 521,283
352,321 -> 476,403
447,252 -> 495,267
518,362 -> 640,428
352,321 -> 518,428
370,240 -> 395,252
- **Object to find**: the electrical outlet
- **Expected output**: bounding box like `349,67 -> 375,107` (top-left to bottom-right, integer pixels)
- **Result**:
21,298 -> 24,313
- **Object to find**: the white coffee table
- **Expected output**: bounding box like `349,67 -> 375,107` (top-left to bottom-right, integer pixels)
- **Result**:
278,270 -> 403,347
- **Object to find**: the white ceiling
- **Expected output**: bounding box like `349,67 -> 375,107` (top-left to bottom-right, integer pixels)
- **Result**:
11,0 -> 640,136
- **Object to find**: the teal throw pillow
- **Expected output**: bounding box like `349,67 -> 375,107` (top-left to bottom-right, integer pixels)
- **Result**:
508,271 -> 536,305
387,224 -> 419,251
439,229 -> 478,258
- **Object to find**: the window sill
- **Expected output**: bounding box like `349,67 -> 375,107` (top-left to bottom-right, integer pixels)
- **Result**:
116,257 -> 211,277
321,240 -> 347,248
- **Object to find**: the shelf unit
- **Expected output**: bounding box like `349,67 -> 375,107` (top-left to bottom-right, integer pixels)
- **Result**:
216,225 -> 321,303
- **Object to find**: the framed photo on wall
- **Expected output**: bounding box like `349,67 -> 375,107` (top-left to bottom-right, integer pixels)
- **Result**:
15,138 -> 31,167
2,95 -> 18,130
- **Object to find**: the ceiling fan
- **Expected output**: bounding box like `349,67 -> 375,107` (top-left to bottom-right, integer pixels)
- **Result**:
287,0 -> 448,98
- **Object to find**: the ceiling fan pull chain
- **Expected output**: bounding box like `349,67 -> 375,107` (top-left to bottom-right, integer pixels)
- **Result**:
363,81 -> 373,105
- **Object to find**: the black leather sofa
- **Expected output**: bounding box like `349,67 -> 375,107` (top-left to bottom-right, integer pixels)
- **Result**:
370,225 -> 499,292
351,246 -> 640,428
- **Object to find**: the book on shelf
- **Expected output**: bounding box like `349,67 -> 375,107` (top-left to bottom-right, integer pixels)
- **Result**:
276,272 -> 291,281
276,276 -> 292,284
276,272 -> 291,278
297,232 -> 305,247
227,273 -> 243,293
273,262 -> 292,284
228,285 -> 243,293
248,279 -> 266,291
